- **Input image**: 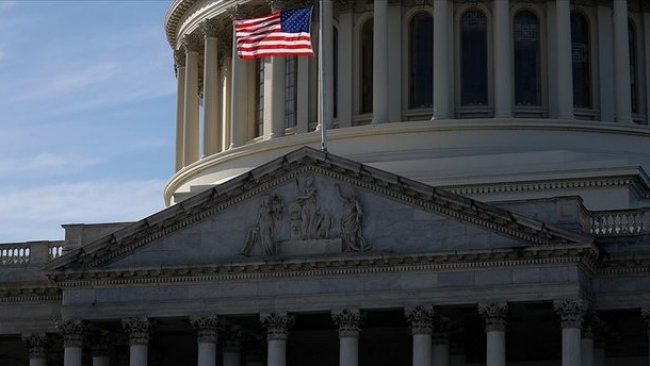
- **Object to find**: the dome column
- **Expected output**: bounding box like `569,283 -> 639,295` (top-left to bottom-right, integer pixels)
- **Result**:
317,0 -> 333,132
229,9 -> 249,149
613,0 -> 632,123
174,50 -> 186,171
493,0 -> 512,118
372,0 -> 389,124
432,0 -> 450,120
182,34 -> 202,165
201,19 -> 223,156
555,0 -> 574,119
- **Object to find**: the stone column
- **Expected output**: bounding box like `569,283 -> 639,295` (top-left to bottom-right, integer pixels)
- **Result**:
405,306 -> 432,366
642,308 -> 650,366
432,317 -> 450,366
22,333 -> 48,366
261,313 -> 294,366
222,326 -> 242,366
122,317 -> 151,366
263,57 -> 285,138
243,335 -> 265,366
449,337 -> 466,366
581,314 -> 596,366
191,316 -> 220,366
337,3 -> 353,127
89,332 -> 112,366
613,0 -> 632,123
174,49 -> 186,171
493,0 -> 512,118
479,303 -> 508,366
201,19 -> 223,156
555,0 -> 574,119
219,35 -> 232,150
372,0 -> 389,124
60,320 -> 84,366
554,299 -> 584,366
432,0 -> 450,120
229,11 -> 247,148
317,0 -> 334,131
182,34 -> 202,165
333,309 -> 361,366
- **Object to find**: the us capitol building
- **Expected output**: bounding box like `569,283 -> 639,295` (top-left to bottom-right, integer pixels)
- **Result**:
2,0 -> 650,365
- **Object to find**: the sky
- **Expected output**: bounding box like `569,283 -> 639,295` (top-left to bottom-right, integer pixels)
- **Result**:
0,0 -> 177,242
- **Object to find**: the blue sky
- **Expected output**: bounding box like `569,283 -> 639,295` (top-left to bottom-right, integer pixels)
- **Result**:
0,0 -> 176,242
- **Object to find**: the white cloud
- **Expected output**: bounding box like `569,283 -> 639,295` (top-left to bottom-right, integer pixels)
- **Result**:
0,179 -> 166,242
0,153 -> 100,176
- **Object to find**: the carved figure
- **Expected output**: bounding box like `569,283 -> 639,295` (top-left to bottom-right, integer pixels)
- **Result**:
292,176 -> 332,240
336,184 -> 370,252
241,195 -> 283,256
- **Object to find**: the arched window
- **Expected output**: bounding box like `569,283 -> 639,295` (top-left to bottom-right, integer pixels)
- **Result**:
514,10 -> 540,106
571,12 -> 591,108
360,19 -> 373,114
409,12 -> 433,109
285,56 -> 297,128
629,21 -> 639,114
460,9 -> 488,106
255,59 -> 264,137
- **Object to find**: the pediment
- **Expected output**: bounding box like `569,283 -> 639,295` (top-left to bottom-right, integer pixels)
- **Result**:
46,147 -> 593,271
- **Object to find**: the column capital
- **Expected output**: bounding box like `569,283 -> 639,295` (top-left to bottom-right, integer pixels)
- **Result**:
332,309 -> 361,338
58,319 -> 84,348
174,49 -> 186,68
405,305 -> 433,335
190,315 -> 220,343
122,317 -> 152,346
478,302 -> 508,332
22,333 -> 49,359
200,18 -> 222,39
554,299 -> 585,328
260,312 -> 295,341
182,33 -> 203,53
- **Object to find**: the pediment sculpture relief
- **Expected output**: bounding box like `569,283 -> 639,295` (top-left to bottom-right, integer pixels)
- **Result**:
240,176 -> 370,257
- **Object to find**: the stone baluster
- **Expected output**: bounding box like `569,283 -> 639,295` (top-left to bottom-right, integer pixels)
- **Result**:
191,316 -> 220,366
22,333 -> 48,366
405,306 -> 433,366
122,317 -> 151,366
261,312 -> 294,366
59,320 -> 84,366
182,34 -> 202,166
333,309 -> 361,366
174,49 -> 186,172
200,19 -> 223,155
555,299 -> 584,366
479,303 -> 508,366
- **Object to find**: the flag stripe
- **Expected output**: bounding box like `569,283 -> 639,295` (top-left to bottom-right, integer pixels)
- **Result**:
234,6 -> 314,59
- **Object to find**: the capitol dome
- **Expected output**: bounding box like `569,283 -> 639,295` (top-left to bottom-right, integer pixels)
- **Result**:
165,0 -> 650,214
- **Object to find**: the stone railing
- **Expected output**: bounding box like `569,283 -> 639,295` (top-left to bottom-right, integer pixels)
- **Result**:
0,241 -> 64,266
589,209 -> 649,236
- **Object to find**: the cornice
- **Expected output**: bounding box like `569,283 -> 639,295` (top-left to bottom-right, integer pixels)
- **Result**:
596,251 -> 650,277
49,245 -> 598,288
47,150 -> 594,271
0,285 -> 62,303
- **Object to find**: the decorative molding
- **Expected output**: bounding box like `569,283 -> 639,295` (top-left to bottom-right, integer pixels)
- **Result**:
260,312 -> 294,341
554,299 -> 585,328
199,18 -> 220,38
22,333 -> 48,358
332,309 -> 361,338
0,285 -> 61,303
478,302 -> 508,332
58,320 -> 84,348
190,315 -> 220,343
405,305 -> 433,335
122,317 -> 151,346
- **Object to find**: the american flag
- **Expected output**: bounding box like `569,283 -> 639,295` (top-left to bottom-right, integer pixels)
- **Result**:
234,6 -> 314,59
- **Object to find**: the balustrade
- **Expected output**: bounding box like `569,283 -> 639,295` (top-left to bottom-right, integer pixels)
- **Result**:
589,210 -> 649,235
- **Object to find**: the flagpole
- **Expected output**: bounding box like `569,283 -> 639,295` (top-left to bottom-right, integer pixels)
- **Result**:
318,0 -> 329,152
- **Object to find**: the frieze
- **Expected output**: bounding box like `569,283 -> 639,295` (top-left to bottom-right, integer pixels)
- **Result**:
49,245 -> 598,288
47,148 -> 593,271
